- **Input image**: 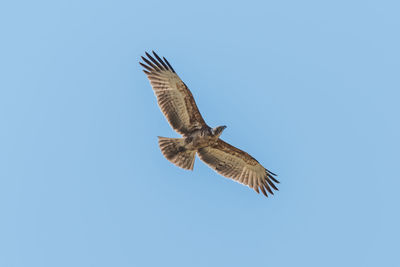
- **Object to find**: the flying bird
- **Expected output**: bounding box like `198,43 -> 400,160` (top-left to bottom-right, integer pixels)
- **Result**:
140,51 -> 279,197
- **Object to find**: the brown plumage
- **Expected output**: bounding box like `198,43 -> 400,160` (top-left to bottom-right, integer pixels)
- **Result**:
140,51 -> 279,197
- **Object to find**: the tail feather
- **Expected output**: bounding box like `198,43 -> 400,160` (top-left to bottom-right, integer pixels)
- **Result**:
158,137 -> 196,170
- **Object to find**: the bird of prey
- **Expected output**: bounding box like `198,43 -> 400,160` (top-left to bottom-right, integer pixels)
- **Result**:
140,51 -> 279,197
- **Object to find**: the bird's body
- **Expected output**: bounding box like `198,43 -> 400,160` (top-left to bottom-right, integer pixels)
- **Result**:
181,125 -> 225,150
183,126 -> 214,150
140,51 -> 279,197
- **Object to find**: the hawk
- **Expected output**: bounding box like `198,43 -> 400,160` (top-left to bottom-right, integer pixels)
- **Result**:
140,51 -> 279,197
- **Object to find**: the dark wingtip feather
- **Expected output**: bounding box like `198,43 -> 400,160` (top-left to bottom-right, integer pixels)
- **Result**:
152,51 -> 170,70
265,168 -> 279,184
270,176 -> 280,184
145,51 -> 164,70
139,62 -> 153,72
141,56 -> 160,71
260,185 -> 269,197
264,182 -> 274,195
266,168 -> 277,176
163,57 -> 175,73
266,177 -> 279,191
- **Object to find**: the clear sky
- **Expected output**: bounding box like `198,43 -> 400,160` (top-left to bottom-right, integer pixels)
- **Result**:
1,0 -> 399,266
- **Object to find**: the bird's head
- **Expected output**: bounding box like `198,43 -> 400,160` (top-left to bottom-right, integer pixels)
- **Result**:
212,125 -> 227,138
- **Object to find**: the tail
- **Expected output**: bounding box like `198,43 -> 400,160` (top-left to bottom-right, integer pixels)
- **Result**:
158,137 -> 196,170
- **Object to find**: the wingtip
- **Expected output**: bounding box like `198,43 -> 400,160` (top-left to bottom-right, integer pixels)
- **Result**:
271,177 -> 280,184
266,169 -> 277,176
141,51 -> 176,73
260,185 -> 269,197
162,56 -> 175,73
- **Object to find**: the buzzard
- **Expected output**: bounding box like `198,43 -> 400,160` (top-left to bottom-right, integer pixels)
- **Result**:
140,51 -> 279,197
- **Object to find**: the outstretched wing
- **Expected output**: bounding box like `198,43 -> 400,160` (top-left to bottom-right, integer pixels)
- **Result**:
140,51 -> 207,136
197,139 -> 279,197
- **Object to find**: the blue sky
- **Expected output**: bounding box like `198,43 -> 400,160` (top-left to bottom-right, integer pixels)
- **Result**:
1,0 -> 399,266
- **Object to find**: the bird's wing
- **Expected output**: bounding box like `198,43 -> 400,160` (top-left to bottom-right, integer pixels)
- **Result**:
140,51 -> 207,136
197,139 -> 279,197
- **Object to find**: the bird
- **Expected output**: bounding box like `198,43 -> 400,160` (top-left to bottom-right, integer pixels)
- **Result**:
140,51 -> 279,197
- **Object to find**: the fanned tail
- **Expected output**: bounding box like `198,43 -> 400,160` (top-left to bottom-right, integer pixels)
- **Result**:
158,137 -> 196,170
